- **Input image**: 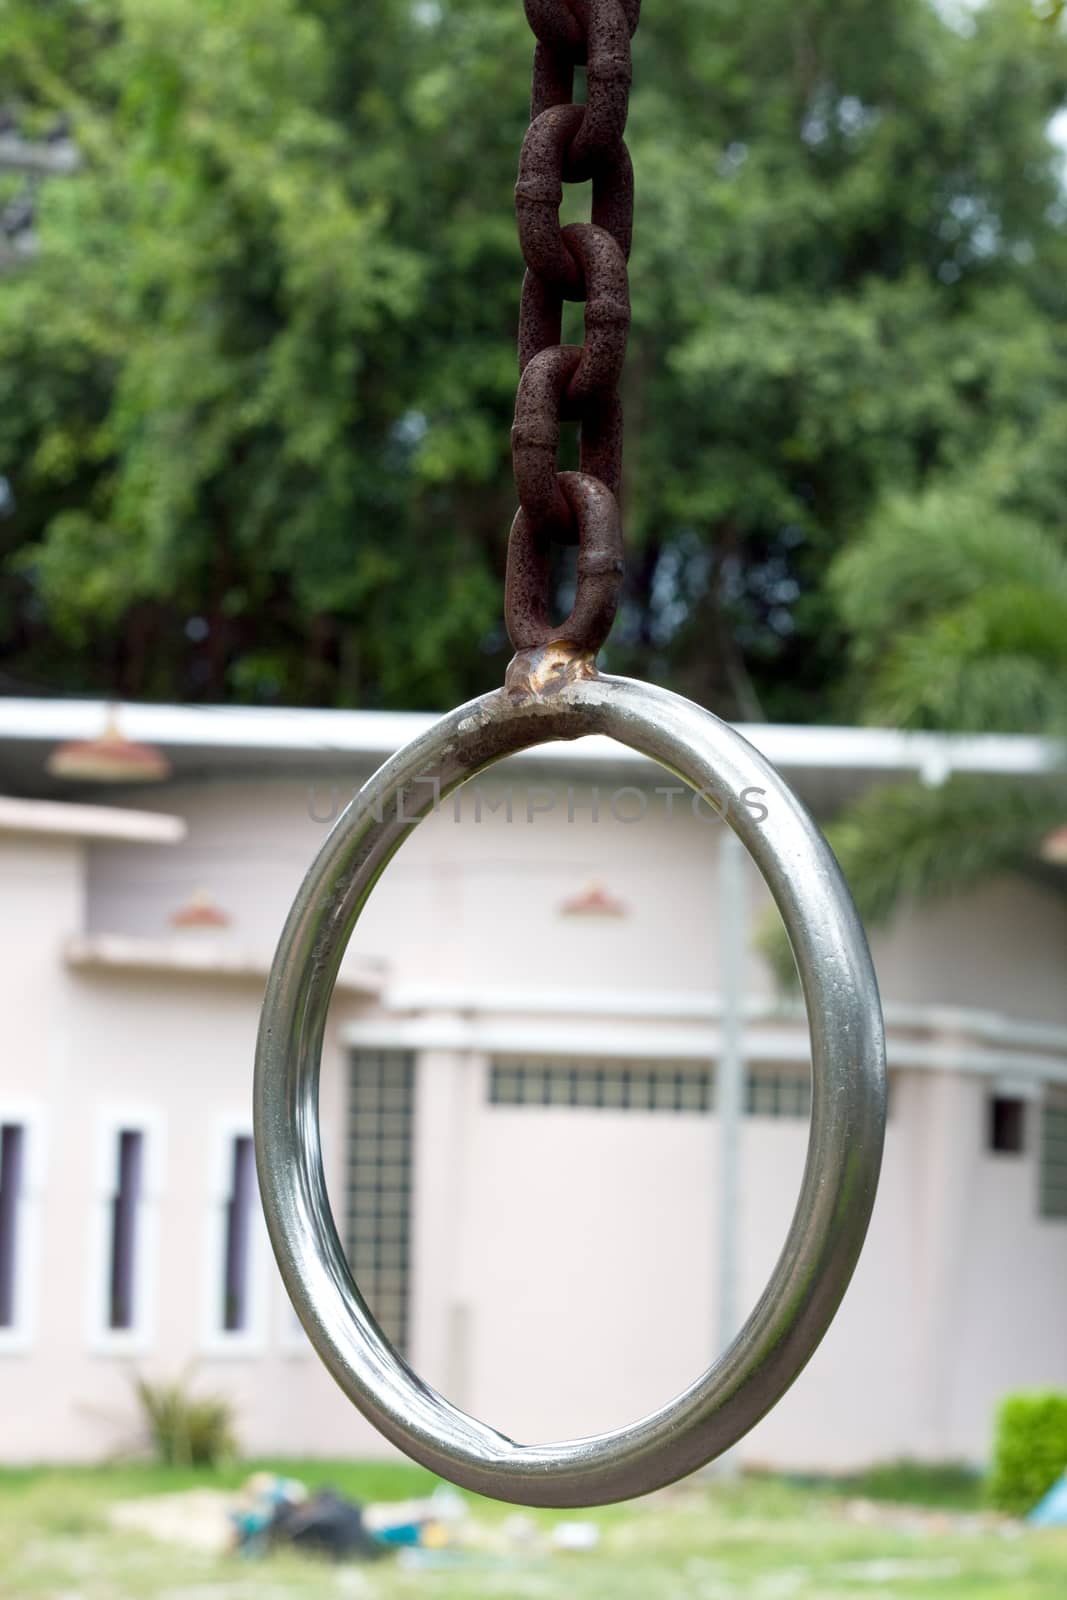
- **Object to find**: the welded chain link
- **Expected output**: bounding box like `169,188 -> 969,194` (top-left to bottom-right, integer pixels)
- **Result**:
505,0 -> 641,654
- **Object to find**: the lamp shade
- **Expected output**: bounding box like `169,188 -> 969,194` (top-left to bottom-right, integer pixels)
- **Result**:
170,890 -> 230,930
46,708 -> 170,783
559,881 -> 627,917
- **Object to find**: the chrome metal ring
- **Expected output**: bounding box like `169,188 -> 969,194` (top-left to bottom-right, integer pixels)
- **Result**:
254,672 -> 886,1507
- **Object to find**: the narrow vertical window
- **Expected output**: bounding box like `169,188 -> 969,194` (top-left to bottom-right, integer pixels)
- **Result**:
108,1131 -> 144,1330
0,1124 -> 25,1329
203,1123 -> 265,1352
222,1136 -> 255,1332
89,1112 -> 161,1350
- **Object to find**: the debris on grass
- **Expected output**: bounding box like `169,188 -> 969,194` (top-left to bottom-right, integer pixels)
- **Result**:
108,1474 -> 609,1568
550,1521 -> 600,1552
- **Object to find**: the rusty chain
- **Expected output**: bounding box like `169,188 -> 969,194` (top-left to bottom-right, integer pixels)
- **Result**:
505,0 -> 641,656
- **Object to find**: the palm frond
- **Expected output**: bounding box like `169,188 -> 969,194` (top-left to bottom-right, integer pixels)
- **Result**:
833,488 -> 1067,669
758,774 -> 1067,988
868,582 -> 1067,732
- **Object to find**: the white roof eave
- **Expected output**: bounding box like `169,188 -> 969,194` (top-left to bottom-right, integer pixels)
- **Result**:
0,697 -> 1057,779
0,795 -> 185,845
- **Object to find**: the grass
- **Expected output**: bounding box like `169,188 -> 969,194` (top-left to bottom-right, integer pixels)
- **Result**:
1,1459 -> 1065,1599
790,1460 -> 987,1511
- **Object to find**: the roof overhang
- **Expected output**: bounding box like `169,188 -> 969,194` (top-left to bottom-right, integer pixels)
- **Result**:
0,696 -> 1056,772
65,932 -> 383,995
0,794 -> 185,845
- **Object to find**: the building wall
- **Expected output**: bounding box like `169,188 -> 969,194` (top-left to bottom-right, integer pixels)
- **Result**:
2,762 -> 1067,1469
948,1091 -> 1067,1457
873,877 -> 1067,1028
399,1051 -> 1067,1472
7,999 -> 1065,1467
0,835 -> 85,1368
0,936 -> 386,1461
1,834 -> 84,1104
86,772 -> 1067,1022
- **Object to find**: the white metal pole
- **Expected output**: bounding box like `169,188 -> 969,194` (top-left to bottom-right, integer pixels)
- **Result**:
715,825 -> 746,1475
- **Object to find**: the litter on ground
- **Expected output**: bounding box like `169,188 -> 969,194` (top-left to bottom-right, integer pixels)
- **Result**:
107,1475 -> 604,1566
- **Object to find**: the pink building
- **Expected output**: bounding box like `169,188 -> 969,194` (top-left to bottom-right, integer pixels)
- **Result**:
0,699 -> 1065,1470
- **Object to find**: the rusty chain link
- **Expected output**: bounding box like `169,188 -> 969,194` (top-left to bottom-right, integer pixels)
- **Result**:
505,0 -> 640,657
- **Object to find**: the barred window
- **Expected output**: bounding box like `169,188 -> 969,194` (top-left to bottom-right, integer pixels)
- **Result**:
1040,1094 -> 1067,1220
489,1060 -> 713,1114
745,1072 -> 811,1119
347,1051 -> 415,1355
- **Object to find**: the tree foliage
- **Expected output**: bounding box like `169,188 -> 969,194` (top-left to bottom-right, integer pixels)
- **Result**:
834,475 -> 1067,734
1,0 -> 1066,712
758,466 -> 1067,982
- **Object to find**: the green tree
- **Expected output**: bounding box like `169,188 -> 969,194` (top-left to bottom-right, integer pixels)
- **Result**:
625,0 -> 1067,716
1,0 -> 1066,711
786,467 -> 1067,970
761,455 -> 1067,983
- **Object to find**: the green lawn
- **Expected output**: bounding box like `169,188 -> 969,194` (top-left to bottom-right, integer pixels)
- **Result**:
1,1460 -> 1064,1599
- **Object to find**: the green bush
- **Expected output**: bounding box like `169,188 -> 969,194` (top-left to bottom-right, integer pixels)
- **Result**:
134,1373 -> 238,1468
829,1459 -> 983,1510
988,1391 -> 1067,1515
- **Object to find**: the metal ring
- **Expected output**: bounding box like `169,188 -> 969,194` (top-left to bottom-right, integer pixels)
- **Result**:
255,673 -> 887,1508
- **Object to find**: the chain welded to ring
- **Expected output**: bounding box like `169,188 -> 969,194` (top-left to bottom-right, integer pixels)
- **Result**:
507,0 -> 641,655
255,0 -> 890,1512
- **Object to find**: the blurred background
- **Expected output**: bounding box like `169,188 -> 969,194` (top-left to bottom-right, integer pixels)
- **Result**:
1,1 -> 1067,1595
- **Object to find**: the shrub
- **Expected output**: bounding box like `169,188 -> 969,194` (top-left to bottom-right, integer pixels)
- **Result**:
988,1391 -> 1067,1515
135,1373 -> 238,1468
832,1459 -> 982,1509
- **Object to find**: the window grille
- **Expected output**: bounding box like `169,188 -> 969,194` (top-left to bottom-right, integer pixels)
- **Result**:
745,1073 -> 811,1119
347,1051 -> 415,1356
490,1060 -> 713,1113
1040,1094 -> 1067,1220
489,1060 -> 817,1120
